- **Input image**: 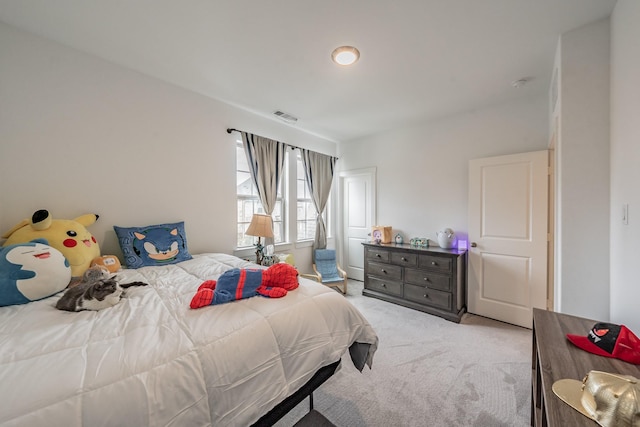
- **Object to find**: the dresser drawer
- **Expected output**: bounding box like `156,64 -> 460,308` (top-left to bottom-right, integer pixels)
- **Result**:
418,255 -> 452,273
390,252 -> 418,267
404,284 -> 452,311
366,276 -> 403,297
366,248 -> 390,263
404,269 -> 451,291
367,261 -> 402,281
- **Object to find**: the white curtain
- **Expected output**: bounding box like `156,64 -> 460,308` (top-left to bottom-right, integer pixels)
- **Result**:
300,148 -> 338,250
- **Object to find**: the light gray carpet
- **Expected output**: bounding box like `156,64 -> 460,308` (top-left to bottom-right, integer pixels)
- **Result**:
275,280 -> 531,427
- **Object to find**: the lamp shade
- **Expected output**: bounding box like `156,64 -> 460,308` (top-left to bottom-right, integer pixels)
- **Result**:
246,214 -> 274,238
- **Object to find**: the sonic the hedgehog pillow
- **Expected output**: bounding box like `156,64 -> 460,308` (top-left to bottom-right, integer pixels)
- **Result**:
0,239 -> 71,306
114,221 -> 192,269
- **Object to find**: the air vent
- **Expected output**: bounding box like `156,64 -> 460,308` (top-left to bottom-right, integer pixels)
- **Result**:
511,77 -> 533,88
273,110 -> 298,124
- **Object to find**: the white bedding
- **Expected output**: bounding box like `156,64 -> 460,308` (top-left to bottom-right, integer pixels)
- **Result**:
0,253 -> 378,427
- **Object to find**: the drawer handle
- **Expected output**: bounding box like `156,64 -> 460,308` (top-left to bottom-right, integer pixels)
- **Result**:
401,257 -> 407,261
423,277 -> 430,282
423,293 -> 430,299
431,261 -> 437,266
381,269 -> 387,273
376,254 -> 381,257
381,283 -> 387,288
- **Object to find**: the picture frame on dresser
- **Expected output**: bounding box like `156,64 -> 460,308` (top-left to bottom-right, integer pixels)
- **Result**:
362,242 -> 467,322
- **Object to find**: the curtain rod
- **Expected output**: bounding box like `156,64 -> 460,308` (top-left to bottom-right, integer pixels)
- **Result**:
227,128 -> 338,159
227,127 -> 301,150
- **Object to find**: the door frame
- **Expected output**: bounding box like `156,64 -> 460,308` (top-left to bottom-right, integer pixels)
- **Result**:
548,116 -> 558,311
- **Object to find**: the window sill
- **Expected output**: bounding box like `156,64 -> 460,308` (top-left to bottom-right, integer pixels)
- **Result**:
234,237 -> 332,256
295,240 -> 314,248
295,236 -> 333,249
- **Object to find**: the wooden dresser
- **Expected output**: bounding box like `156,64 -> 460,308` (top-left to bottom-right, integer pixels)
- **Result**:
362,242 -> 466,322
531,308 -> 640,426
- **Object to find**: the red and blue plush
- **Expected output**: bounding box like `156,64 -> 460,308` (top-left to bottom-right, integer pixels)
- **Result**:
190,263 -> 299,309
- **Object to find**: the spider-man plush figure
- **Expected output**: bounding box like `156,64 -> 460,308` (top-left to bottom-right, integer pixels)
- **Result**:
190,263 -> 299,309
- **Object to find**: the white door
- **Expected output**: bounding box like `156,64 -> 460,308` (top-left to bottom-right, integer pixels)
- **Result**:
468,151 -> 548,328
340,168 -> 376,280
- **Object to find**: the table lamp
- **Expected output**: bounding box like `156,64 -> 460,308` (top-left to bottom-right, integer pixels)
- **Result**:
246,214 -> 274,265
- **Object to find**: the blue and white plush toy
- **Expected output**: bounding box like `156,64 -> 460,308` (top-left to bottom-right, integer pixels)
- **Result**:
0,239 -> 71,307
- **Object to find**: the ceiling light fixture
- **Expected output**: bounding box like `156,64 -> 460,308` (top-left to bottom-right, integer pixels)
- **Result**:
331,46 -> 360,66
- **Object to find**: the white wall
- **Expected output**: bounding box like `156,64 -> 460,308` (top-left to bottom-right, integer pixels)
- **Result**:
0,22 -> 336,272
554,19 -> 611,321
338,95 -> 548,246
4,10 -> 636,330
610,0 -> 640,332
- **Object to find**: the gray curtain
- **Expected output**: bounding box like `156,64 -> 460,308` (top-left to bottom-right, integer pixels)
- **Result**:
241,132 -> 286,216
300,148 -> 338,249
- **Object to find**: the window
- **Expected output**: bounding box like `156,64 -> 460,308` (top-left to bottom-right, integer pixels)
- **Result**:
236,143 -> 332,248
296,152 -> 316,241
296,152 -> 330,242
236,143 -> 286,247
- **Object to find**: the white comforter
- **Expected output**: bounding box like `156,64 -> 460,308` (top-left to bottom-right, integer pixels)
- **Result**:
0,253 -> 378,427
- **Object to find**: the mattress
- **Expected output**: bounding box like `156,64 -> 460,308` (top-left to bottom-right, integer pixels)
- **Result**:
0,253 -> 378,426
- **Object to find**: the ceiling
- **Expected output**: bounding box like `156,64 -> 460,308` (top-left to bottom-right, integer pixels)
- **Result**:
0,0 -> 617,142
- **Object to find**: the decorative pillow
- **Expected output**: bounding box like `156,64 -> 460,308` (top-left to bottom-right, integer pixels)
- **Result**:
0,239 -> 71,306
2,209 -> 100,277
113,221 -> 192,268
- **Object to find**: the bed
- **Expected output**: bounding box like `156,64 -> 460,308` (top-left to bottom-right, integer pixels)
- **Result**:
0,253 -> 378,426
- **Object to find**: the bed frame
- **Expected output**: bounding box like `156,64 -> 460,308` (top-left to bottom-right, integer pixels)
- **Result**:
250,360 -> 341,426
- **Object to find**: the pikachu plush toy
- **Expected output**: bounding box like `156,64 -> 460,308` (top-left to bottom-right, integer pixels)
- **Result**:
2,209 -> 100,278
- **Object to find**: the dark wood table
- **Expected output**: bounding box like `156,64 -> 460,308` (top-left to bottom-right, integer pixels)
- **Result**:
531,308 -> 640,426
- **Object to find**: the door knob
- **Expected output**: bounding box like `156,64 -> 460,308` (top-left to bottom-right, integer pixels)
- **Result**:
471,242 -> 477,247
